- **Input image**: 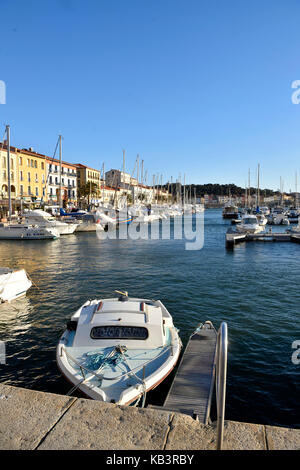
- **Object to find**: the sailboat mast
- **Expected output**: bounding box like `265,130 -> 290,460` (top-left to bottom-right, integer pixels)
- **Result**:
257,163 -> 260,208
122,149 -> 125,190
102,162 -> 105,203
59,135 -> 62,208
248,168 -> 251,208
6,125 -> 12,221
295,171 -> 298,209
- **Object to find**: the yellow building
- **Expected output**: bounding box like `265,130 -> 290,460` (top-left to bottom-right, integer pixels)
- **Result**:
74,163 -> 101,196
17,147 -> 47,203
0,143 -> 18,210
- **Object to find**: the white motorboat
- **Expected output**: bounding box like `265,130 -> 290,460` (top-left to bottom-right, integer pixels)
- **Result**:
74,213 -> 104,232
267,213 -> 290,226
23,210 -> 77,235
129,207 -> 160,223
256,213 -> 268,226
0,223 -> 59,239
222,204 -> 239,219
236,214 -> 265,234
260,206 -> 270,216
0,268 -> 32,302
57,292 -> 182,405
291,222 -> 300,233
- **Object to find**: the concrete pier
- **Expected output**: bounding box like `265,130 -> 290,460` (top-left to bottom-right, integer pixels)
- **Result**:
0,383 -> 299,450
226,228 -> 300,249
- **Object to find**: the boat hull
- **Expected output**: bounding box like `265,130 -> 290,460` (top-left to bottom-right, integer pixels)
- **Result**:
56,297 -> 182,405
0,227 -> 59,239
0,269 -> 32,302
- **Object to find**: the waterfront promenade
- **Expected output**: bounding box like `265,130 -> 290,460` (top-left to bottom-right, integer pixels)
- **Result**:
0,383 -> 299,450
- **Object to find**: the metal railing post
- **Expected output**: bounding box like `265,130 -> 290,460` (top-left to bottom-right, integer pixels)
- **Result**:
216,322 -> 228,450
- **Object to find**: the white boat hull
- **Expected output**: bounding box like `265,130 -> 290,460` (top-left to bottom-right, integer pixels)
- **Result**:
75,222 -> 104,232
236,225 -> 264,234
0,268 -> 32,302
0,224 -> 59,239
56,296 -> 182,405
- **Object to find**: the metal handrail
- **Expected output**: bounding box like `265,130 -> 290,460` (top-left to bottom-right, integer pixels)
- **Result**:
215,322 -> 228,450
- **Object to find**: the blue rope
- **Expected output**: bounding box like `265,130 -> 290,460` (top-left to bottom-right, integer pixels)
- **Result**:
84,350 -> 123,370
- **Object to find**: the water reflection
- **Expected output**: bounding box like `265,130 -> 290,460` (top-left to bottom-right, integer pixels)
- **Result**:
0,211 -> 299,427
0,297 -> 33,338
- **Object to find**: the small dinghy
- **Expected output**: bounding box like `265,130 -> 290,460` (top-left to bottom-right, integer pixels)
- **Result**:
57,292 -> 182,406
0,268 -> 32,302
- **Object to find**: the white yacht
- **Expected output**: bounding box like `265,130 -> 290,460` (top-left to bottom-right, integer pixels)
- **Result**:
129,206 -> 160,223
291,222 -> 300,233
236,214 -> 265,234
256,213 -> 268,227
222,204 -> 239,219
74,213 -> 104,232
0,268 -> 32,302
0,223 -> 59,239
23,210 -> 76,235
57,292 -> 182,406
267,213 -> 290,226
260,206 -> 270,216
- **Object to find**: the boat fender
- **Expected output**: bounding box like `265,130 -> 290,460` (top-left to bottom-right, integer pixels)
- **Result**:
66,320 -> 78,331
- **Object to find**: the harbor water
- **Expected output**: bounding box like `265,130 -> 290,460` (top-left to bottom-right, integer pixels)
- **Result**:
0,209 -> 299,429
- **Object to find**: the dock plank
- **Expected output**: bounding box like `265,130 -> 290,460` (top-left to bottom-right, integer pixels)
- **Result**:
163,324 -> 217,423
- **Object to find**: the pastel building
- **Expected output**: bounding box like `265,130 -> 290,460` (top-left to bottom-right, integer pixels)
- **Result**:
17,147 -> 47,202
0,143 -> 18,203
105,169 -> 138,189
46,158 -> 77,206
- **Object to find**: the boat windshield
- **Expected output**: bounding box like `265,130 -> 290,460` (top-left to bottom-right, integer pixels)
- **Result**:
244,217 -> 257,224
90,325 -> 149,340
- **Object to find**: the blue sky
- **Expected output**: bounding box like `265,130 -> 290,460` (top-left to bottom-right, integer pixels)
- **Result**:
1,0 -> 300,191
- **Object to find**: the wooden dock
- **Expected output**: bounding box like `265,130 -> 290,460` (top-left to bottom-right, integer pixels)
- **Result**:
226,228 -> 300,249
149,322 -> 217,424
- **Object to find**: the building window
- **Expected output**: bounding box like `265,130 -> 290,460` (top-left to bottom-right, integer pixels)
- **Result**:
35,187 -> 38,196
55,177 -> 58,184
28,186 -> 31,195
20,185 -> 23,196
34,161 -> 37,168
20,171 -> 23,181
50,188 -> 53,196
35,173 -> 38,183
28,172 -> 31,182
10,159 -> 14,169
2,157 -> 6,167
19,156 -> 22,165
41,162 -> 44,170
31,160 -> 34,168
27,159 -> 30,166
49,176 -> 52,184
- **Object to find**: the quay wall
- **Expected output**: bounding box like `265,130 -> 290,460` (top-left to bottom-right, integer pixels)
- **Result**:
0,383 -> 299,450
